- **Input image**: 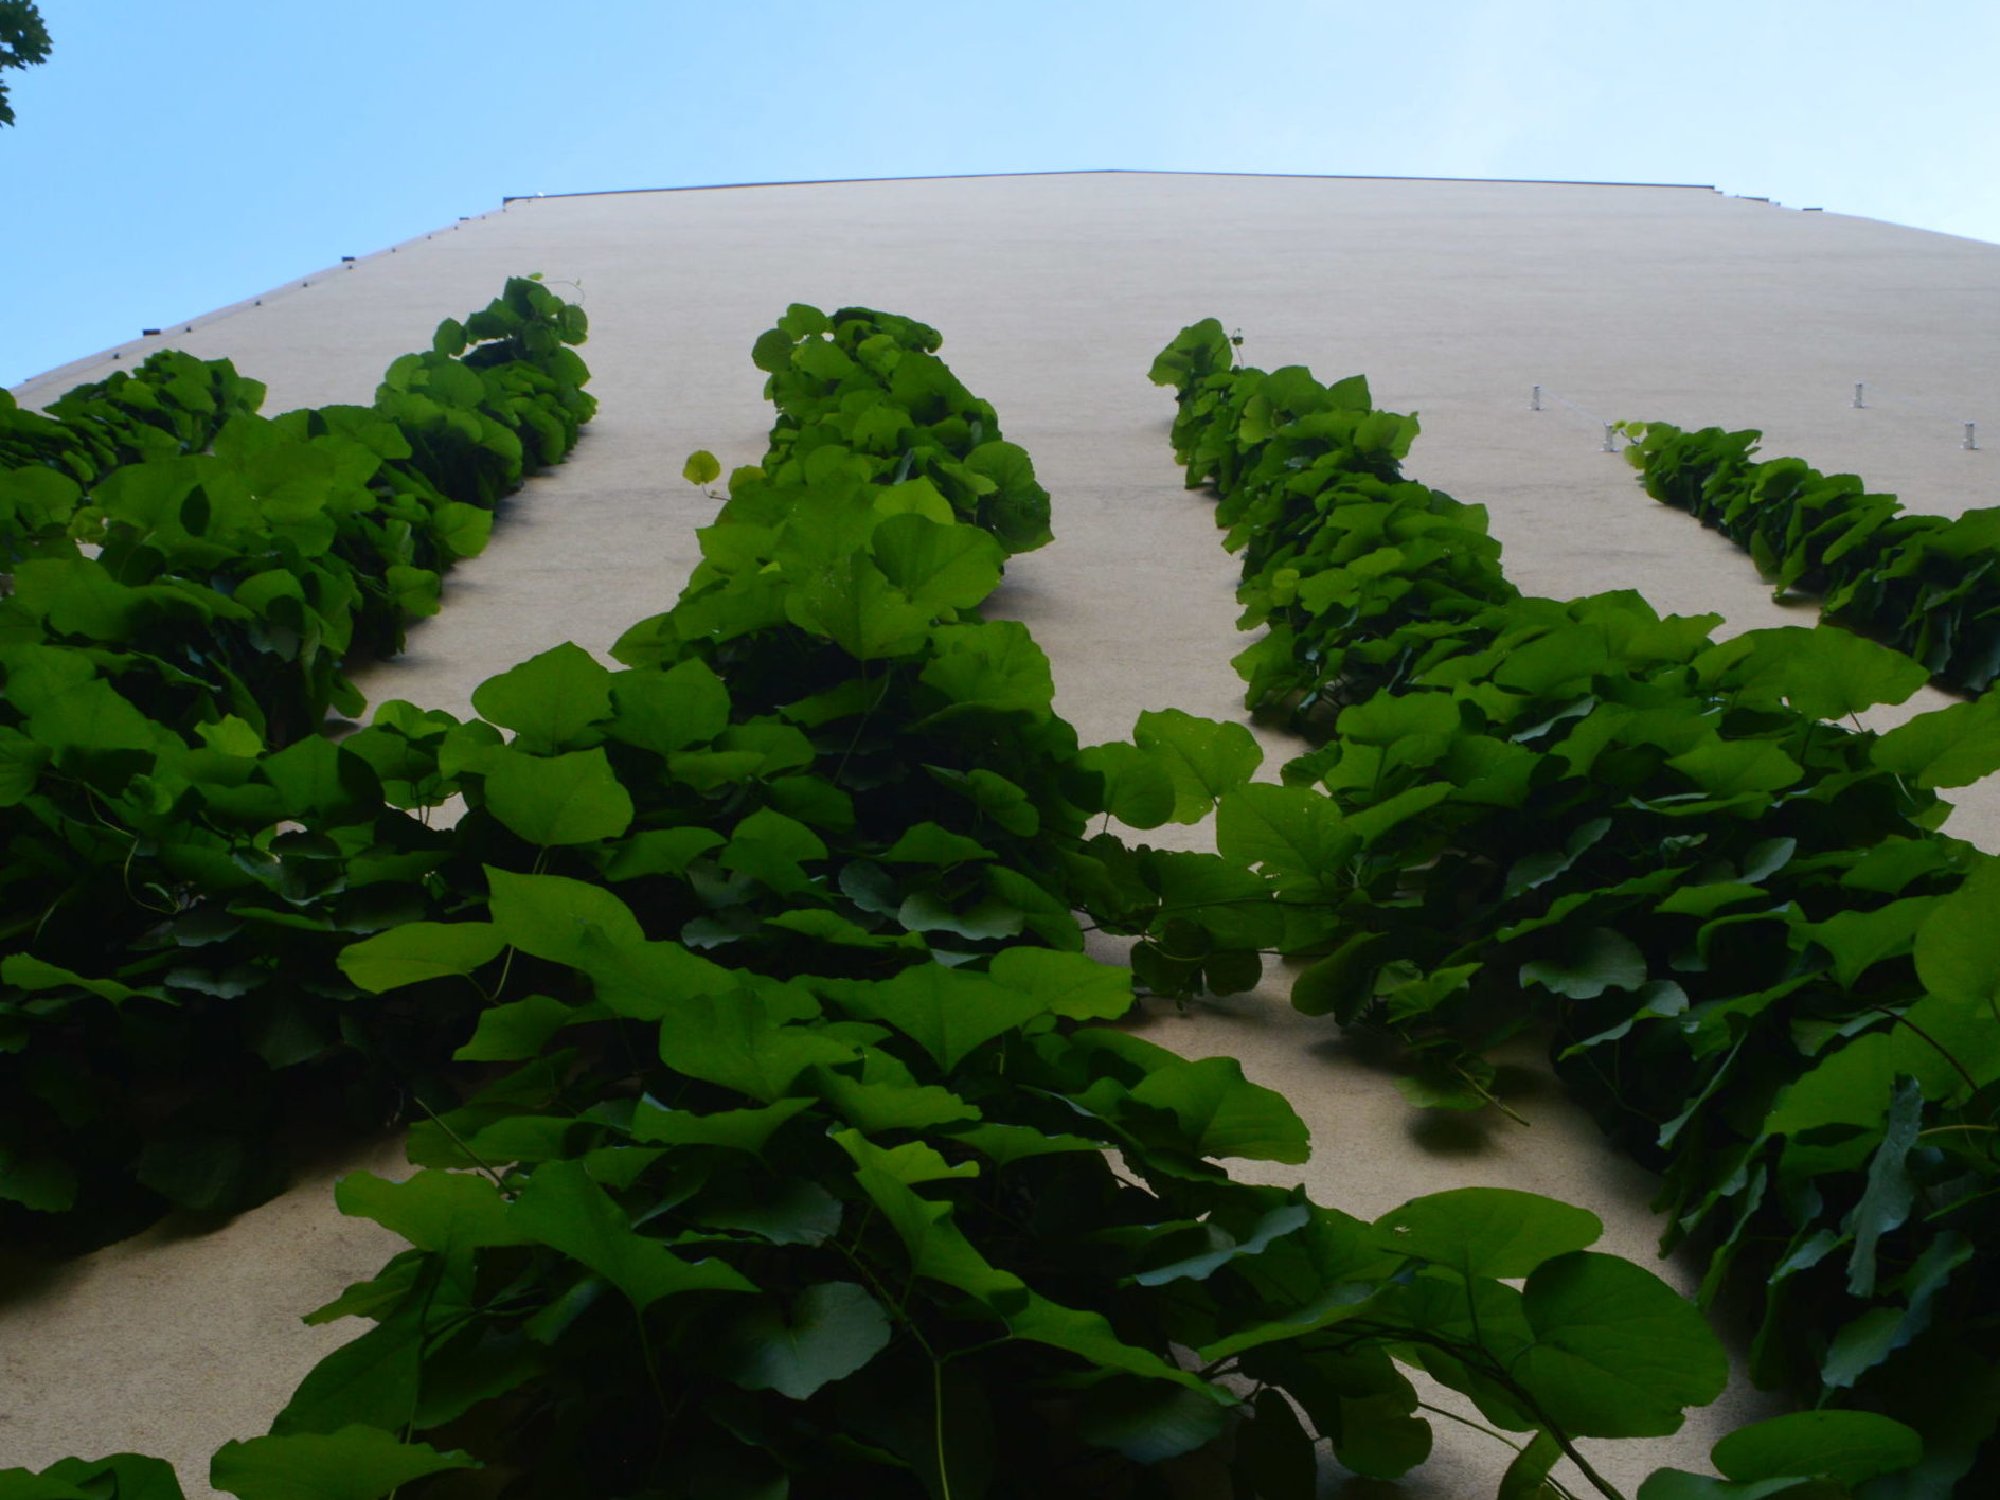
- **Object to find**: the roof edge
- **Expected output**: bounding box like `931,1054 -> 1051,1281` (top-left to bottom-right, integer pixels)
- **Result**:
501,167 -> 1720,205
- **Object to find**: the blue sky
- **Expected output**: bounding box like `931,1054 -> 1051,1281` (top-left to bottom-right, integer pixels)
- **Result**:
4,0 -> 1996,388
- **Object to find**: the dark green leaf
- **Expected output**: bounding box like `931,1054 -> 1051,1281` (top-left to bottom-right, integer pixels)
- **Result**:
1075,1379 -> 1232,1463
510,1159 -> 755,1307
1128,1055 -> 1309,1163
1499,1431 -> 1564,1500
210,1428 -> 475,1500
1520,927 -> 1647,1000
1516,1252 -> 1728,1437
1712,1409 -> 1923,1486
819,965 -> 1044,1072
716,1283 -> 891,1399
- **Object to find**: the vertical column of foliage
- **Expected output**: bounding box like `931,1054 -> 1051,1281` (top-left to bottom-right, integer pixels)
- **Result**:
205,306 -> 1742,1500
1622,421 -> 2000,695
751,302 -> 1053,554
1148,317 -> 2000,1495
2,349 -> 269,557
1,353 -> 270,696
0,277 -> 593,1233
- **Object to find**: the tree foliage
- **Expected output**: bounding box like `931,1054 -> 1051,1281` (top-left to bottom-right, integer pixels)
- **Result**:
0,1 -> 51,128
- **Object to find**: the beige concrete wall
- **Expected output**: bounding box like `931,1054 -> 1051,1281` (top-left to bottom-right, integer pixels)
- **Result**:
7,172 -> 1997,1495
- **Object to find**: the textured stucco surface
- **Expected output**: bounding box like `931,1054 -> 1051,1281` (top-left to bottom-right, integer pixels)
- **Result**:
6,172 -> 1996,1496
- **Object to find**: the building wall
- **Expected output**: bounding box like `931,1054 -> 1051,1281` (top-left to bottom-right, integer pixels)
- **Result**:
7,172 -> 1997,1496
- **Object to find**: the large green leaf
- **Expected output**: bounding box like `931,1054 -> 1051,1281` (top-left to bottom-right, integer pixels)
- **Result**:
784,553 -> 931,659
260,737 -> 383,822
469,641 -> 612,748
1127,1056 -> 1309,1163
869,512 -> 1003,612
1134,1200 -> 1311,1286
818,964 -> 1045,1072
485,868 -> 644,966
837,1132 -> 1023,1304
1215,783 -> 1352,890
576,930 -> 738,1020
482,746 -> 634,845
1374,1187 -> 1603,1280
880,821 -> 993,865
605,659 -> 731,754
1006,1294 -> 1220,1395
917,621 -> 1055,717
335,1169 -> 524,1255
1777,861 -> 2000,1131
1768,996 -> 1990,1134
629,1098 -> 813,1155
1872,692 -> 2000,788
0,725 -> 51,805
719,807 -> 828,894
716,1283 -> 891,1399
1076,742 -> 1178,828
1131,708 -> 1264,823
1712,1410 -> 1923,1487
1075,1379 -> 1234,1463
1519,926 -> 1647,1000
1802,898 -> 1934,990
210,1428 -> 475,1500
1705,625 -> 1929,721
655,978 -> 856,1101
22,1455 -> 185,1500
1515,1252 -> 1728,1437
270,1307 -> 425,1436
1635,1470 -> 1808,1500
1666,738 -> 1802,798
1913,855 -> 2000,1005
453,993 -> 578,1061
336,923 -> 505,994
816,1072 -> 979,1133
988,946 -> 1133,1020
510,1159 -> 754,1307
27,676 -> 163,755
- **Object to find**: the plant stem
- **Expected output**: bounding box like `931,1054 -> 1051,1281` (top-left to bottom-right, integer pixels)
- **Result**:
933,1357 -> 955,1500
1414,1399 -> 1523,1452
413,1096 -> 508,1188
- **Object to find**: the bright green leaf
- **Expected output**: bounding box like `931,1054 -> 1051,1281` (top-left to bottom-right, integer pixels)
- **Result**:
1374,1188 -> 1603,1280
336,923 -> 505,994
470,642 -> 612,748
482,746 -> 634,845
